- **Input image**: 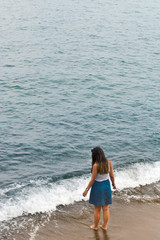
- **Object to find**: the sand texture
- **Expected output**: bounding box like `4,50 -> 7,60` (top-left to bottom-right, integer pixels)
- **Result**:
35,201 -> 160,240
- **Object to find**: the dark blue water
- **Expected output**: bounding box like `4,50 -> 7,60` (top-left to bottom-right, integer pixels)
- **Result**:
0,0 -> 160,224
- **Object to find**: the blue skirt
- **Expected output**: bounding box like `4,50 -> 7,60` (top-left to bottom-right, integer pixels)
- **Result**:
89,179 -> 112,206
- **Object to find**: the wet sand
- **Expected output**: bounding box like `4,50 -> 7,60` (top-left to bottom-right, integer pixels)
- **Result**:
35,201 -> 160,240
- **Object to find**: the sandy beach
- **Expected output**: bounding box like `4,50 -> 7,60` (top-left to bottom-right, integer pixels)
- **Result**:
34,201 -> 160,240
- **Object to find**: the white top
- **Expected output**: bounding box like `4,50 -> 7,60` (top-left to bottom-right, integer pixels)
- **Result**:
95,161 -> 110,182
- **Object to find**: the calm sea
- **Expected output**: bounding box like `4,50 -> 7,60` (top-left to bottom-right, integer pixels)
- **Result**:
0,0 -> 160,238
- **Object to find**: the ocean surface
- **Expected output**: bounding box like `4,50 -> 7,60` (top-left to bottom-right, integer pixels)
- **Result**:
0,0 -> 160,239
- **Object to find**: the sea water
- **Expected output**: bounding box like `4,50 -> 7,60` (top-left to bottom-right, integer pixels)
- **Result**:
0,0 -> 160,238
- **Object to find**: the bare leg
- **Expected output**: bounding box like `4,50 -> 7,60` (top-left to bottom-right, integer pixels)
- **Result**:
90,206 -> 101,230
100,205 -> 109,230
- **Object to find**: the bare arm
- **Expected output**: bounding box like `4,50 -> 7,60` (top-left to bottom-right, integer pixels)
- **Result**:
83,163 -> 98,197
109,161 -> 116,189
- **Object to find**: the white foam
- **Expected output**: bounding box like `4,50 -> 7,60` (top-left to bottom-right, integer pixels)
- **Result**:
115,161 -> 160,190
29,225 -> 40,240
0,176 -> 90,222
0,161 -> 160,222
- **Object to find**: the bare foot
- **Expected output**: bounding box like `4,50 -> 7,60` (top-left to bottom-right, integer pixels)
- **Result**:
90,225 -> 98,230
100,225 -> 107,230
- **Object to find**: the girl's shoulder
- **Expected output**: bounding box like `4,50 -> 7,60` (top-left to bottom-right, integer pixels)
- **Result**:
108,160 -> 113,168
93,162 -> 99,168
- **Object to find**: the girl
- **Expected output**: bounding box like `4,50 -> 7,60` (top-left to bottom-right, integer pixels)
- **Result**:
83,147 -> 116,230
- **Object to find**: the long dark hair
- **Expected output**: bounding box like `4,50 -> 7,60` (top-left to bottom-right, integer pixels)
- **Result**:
91,147 -> 109,174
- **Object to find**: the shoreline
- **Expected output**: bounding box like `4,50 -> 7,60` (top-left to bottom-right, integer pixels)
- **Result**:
1,199 -> 159,240
34,200 -> 160,240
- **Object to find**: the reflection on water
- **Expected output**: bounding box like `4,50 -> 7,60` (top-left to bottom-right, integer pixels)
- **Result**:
94,229 -> 110,240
